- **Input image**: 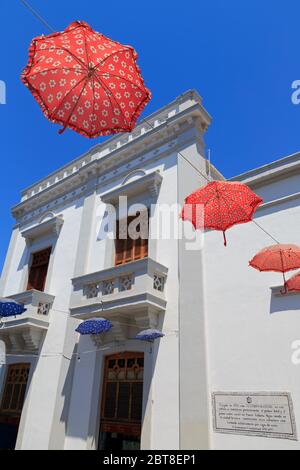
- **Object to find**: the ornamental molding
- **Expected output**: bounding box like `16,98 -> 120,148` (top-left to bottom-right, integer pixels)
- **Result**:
12,132 -> 192,226
231,152 -> 300,187
21,215 -> 64,245
12,91 -> 211,222
100,170 -> 163,205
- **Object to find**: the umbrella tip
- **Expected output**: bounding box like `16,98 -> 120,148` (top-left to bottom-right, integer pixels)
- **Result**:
223,231 -> 227,247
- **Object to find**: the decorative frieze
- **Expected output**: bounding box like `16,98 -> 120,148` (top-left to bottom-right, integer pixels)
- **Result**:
12,90 -> 211,222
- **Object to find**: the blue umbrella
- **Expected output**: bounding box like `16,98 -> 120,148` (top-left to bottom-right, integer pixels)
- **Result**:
76,318 -> 113,335
0,298 -> 27,318
135,329 -> 164,342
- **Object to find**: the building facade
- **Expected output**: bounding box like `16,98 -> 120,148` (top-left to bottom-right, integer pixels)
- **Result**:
0,90 -> 299,450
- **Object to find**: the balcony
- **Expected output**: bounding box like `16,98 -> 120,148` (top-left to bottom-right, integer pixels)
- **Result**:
70,258 -> 168,343
0,290 -> 55,353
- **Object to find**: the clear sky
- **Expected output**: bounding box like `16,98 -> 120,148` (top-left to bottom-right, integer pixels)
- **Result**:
0,0 -> 300,271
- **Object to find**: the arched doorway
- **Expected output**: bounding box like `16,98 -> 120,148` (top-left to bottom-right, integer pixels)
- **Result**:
98,352 -> 144,450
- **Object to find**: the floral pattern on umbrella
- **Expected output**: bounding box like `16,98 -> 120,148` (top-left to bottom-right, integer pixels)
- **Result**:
21,21 -> 151,138
181,181 -> 263,246
249,244 -> 300,294
76,317 -> 113,335
0,298 -> 27,318
286,272 -> 300,292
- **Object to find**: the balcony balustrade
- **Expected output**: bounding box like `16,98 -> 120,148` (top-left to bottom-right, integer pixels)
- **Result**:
70,258 -> 168,344
0,290 -> 55,353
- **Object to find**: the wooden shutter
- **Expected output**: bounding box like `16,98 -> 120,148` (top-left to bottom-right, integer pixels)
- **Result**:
100,352 -> 144,434
27,248 -> 51,292
115,213 -> 149,266
131,383 -> 143,421
1,364 -> 30,415
103,383 -> 117,419
117,383 -> 131,420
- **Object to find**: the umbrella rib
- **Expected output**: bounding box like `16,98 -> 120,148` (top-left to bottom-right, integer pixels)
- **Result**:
93,72 -> 130,129
220,189 -> 267,232
26,66 -> 86,77
96,71 -> 147,96
58,78 -> 89,134
82,26 -> 92,68
95,72 -> 149,129
32,45 -> 88,71
93,46 -> 130,72
89,76 -> 96,138
48,75 -> 87,120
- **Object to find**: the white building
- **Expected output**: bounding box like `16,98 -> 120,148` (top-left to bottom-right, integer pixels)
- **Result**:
0,90 -> 299,450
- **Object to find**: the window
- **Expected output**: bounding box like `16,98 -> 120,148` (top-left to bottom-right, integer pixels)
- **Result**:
0,364 -> 30,450
27,248 -> 51,291
115,213 -> 148,266
99,353 -> 144,449
0,364 -> 30,415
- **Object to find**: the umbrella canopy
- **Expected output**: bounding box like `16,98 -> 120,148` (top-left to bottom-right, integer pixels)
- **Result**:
286,272 -> 300,292
0,298 -> 27,318
75,317 -> 112,335
181,181 -> 263,246
135,329 -> 164,342
249,244 -> 300,293
21,21 -> 151,138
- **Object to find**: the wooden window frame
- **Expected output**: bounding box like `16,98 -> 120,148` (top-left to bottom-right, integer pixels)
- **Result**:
0,363 -> 30,416
115,212 -> 149,266
100,353 -> 144,436
27,247 -> 52,292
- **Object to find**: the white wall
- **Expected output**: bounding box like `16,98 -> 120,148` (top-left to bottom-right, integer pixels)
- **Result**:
2,200 -> 84,449
204,193 -> 300,449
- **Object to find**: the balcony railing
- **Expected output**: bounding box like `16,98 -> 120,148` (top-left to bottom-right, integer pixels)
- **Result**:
0,290 -> 55,352
70,258 -> 168,342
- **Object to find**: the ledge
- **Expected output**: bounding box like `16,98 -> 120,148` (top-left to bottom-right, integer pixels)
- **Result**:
100,171 -> 163,205
12,90 -> 212,221
21,216 -> 64,244
270,286 -> 300,296
0,290 -> 55,353
71,258 -> 167,343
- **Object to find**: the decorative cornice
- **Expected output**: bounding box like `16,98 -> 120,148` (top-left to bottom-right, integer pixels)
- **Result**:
12,90 -> 211,221
256,191 -> 300,212
231,151 -> 300,187
100,171 -> 162,205
21,216 -> 64,244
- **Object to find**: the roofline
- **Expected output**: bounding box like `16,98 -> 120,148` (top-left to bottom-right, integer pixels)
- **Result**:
21,89 -> 209,196
230,151 -> 300,186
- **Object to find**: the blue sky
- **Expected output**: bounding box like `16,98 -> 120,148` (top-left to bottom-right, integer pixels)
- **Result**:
0,0 -> 300,271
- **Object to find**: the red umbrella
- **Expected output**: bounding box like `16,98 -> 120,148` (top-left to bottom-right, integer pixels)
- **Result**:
21,21 -> 151,138
181,181 -> 263,246
286,272 -> 300,292
249,244 -> 300,293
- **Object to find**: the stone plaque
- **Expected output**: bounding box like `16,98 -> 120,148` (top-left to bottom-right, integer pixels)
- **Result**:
212,392 -> 297,440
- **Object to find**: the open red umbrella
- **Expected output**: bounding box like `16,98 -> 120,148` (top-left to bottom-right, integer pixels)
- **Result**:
181,181 -> 263,245
286,272 -> 300,292
249,244 -> 300,293
21,21 -> 151,138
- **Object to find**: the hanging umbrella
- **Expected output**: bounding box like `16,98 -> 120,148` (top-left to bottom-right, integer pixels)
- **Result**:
0,298 -> 27,318
249,244 -> 300,294
286,272 -> 300,293
135,329 -> 164,342
181,181 -> 263,246
21,20 -> 151,138
75,317 -> 112,335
